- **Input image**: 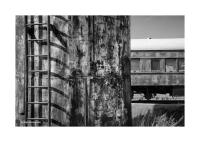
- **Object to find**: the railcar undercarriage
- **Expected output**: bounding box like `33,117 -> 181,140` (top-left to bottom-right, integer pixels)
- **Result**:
132,85 -> 184,100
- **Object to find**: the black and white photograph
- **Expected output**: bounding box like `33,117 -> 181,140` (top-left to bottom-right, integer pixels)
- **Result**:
2,0 -> 200,142
15,15 -> 184,126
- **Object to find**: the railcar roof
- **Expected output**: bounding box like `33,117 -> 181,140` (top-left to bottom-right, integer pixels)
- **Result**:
131,38 -> 184,50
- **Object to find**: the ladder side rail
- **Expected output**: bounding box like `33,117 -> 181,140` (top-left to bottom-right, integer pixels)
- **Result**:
24,16 -> 28,125
38,15 -> 44,126
30,16 -> 35,126
47,16 -> 51,126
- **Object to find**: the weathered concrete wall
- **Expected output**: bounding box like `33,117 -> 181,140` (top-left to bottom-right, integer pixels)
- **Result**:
16,16 -> 131,126
88,16 -> 131,126
16,16 -> 25,126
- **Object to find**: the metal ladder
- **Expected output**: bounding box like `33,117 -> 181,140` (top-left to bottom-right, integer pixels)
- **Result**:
24,16 -> 51,126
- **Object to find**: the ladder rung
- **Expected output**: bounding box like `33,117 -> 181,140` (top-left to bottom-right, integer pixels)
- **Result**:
26,23 -> 47,26
27,101 -> 48,105
27,55 -> 48,57
28,86 -> 48,88
28,70 -> 47,73
22,121 -> 41,124
28,39 -> 46,41
27,118 -> 48,121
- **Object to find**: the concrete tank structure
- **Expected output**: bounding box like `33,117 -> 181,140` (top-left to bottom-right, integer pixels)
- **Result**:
16,16 -> 131,126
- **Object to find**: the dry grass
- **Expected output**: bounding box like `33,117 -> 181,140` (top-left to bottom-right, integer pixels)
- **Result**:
132,111 -> 184,126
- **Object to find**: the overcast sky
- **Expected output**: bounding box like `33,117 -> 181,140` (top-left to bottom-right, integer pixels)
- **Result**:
131,16 -> 184,39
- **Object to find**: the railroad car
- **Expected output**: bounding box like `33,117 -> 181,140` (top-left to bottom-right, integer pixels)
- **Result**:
131,38 -> 184,100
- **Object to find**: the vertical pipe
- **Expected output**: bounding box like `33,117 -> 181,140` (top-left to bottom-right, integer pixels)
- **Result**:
85,78 -> 88,126
122,16 -> 132,126
47,16 -> 51,126
24,16 -> 28,126
30,16 -> 35,126
92,16 -> 95,61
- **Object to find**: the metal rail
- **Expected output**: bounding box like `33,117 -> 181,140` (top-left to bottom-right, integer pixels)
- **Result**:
24,16 -> 28,126
26,23 -> 47,26
47,16 -> 51,126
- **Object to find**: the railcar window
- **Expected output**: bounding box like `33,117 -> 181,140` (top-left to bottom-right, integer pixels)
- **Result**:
131,59 -> 140,72
178,58 -> 184,71
165,59 -> 177,72
151,59 -> 160,71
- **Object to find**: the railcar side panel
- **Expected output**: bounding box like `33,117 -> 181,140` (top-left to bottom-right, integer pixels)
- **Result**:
130,51 -> 184,59
131,74 -> 184,86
